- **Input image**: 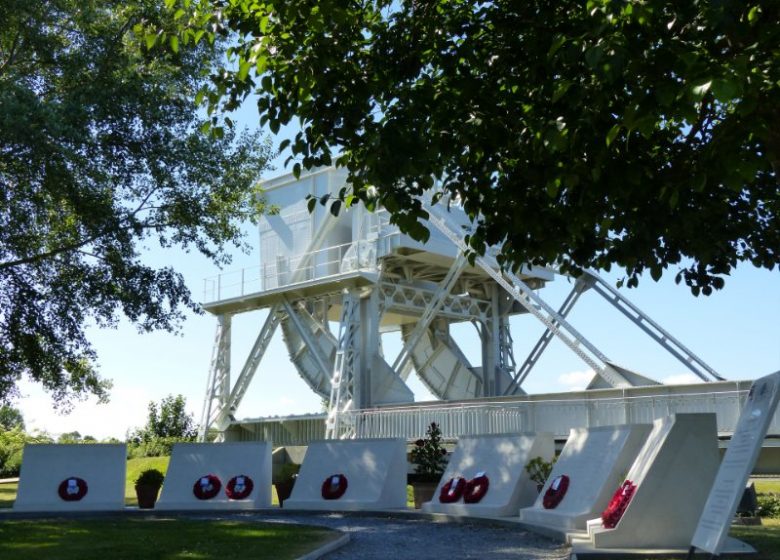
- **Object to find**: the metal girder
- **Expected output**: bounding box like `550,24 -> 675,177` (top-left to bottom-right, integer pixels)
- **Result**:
505,275 -> 594,394
378,280 -> 492,322
583,269 -> 723,382
198,314 -> 232,441
325,290 -> 362,439
424,206 -> 631,388
392,254 -> 468,378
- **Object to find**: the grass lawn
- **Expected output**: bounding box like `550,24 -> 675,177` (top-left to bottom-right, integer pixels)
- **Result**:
729,518 -> 780,560
0,482 -> 17,508
753,479 -> 780,494
0,518 -> 337,560
124,456 -> 170,507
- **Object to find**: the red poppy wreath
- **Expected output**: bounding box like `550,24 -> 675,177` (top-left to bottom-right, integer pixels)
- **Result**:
463,474 -> 490,504
58,477 -> 88,501
542,474 -> 570,509
225,474 -> 254,500
601,480 -> 636,528
321,473 -> 348,500
193,474 -> 222,500
439,476 -> 466,503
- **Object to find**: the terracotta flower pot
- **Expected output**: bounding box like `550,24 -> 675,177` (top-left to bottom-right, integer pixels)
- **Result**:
136,484 -> 161,509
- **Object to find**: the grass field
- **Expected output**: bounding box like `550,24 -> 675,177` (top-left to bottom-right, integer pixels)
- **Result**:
730,518 -> 780,560
0,518 -> 337,560
753,479 -> 780,494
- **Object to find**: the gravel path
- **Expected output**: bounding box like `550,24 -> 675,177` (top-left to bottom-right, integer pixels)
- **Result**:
243,512 -> 570,560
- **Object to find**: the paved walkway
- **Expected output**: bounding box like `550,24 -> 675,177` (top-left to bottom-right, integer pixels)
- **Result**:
241,512 -> 570,560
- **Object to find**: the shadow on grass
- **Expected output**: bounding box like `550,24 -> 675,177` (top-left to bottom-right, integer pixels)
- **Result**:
0,518 -> 337,560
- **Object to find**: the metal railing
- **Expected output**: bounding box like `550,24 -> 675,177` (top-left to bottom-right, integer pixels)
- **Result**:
202,240 -> 378,303
224,387 -> 774,446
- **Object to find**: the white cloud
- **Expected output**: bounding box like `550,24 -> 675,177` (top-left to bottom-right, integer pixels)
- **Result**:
557,369 -> 595,391
662,373 -> 704,386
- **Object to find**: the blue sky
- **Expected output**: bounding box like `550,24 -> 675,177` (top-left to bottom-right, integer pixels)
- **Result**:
15,104 -> 780,440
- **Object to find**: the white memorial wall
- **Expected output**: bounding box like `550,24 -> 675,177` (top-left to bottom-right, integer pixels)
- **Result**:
422,432 -> 554,517
284,438 -> 407,511
572,413 -> 720,550
14,444 -> 127,512
156,442 -> 271,510
519,424 -> 651,531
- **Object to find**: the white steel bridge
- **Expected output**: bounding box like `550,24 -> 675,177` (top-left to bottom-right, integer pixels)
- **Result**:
197,168 -> 777,471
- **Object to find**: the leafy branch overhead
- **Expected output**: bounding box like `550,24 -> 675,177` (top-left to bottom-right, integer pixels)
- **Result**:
0,0 -> 272,404
180,0 -> 778,293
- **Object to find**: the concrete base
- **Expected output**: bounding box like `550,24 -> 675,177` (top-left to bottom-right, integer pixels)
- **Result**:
422,432 -> 554,517
571,536 -> 755,558
520,425 -> 651,531
156,442 -> 271,510
14,444 -> 126,512
284,438 -> 407,511
579,414 -> 720,550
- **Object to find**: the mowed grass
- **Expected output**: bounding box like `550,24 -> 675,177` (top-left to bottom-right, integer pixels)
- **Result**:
729,518 -> 780,560
0,482 -> 17,508
753,479 -> 780,494
0,518 -> 337,560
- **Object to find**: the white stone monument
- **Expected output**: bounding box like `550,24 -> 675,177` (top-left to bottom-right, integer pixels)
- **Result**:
691,371 -> 780,556
156,442 -> 271,510
519,424 -> 651,532
284,438 -> 407,511
571,413 -> 719,551
421,432 -> 554,517
14,444 -> 126,512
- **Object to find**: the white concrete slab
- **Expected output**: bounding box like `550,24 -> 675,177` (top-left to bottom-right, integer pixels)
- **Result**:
156,442 -> 271,510
578,413 -> 720,550
14,444 -> 126,512
422,432 -> 555,517
284,438 -> 407,511
520,425 -> 651,531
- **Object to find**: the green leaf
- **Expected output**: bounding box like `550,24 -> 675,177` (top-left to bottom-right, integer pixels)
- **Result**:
329,200 -> 342,217
606,124 -> 621,147
748,5 -> 761,23
552,80 -> 572,103
238,60 -> 251,81
144,33 -> 158,50
169,35 -> 179,54
164,0 -> 176,9
711,78 -> 740,103
293,163 -> 301,179
691,80 -> 712,101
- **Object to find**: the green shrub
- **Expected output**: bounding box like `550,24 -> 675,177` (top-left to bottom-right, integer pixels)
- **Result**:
135,468 -> 165,488
525,456 -> 557,487
410,422 -> 448,481
127,437 -> 183,458
758,493 -> 780,518
0,429 -> 53,477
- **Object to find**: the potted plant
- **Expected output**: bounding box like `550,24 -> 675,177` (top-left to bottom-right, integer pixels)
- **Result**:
525,456 -> 557,492
409,422 -> 448,508
272,463 -> 300,508
135,468 -> 165,509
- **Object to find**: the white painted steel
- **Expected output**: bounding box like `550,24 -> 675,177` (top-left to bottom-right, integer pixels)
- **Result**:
226,383 -> 779,446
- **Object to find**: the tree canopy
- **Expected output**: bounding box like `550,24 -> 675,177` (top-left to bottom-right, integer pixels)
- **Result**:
0,1 -> 272,404
182,0 -> 778,293
134,394 -> 197,441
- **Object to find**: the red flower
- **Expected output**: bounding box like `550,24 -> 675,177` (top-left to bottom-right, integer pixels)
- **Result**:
415,439 -> 425,447
58,477 -> 88,502
601,480 -> 636,528
225,475 -> 254,500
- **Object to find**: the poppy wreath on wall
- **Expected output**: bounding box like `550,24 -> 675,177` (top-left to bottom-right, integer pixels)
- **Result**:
463,474 -> 490,504
542,474 -> 570,509
438,476 -> 466,503
225,475 -> 254,500
321,474 -> 348,500
58,477 -> 88,501
193,474 -> 222,500
601,480 -> 637,529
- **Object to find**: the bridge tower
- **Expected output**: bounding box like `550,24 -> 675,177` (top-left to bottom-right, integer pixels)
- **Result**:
198,168 -> 722,440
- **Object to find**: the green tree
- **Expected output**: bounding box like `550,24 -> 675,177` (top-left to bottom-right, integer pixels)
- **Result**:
138,394 -> 197,441
0,405 -> 24,431
0,0 -> 273,405
182,0 -> 779,293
